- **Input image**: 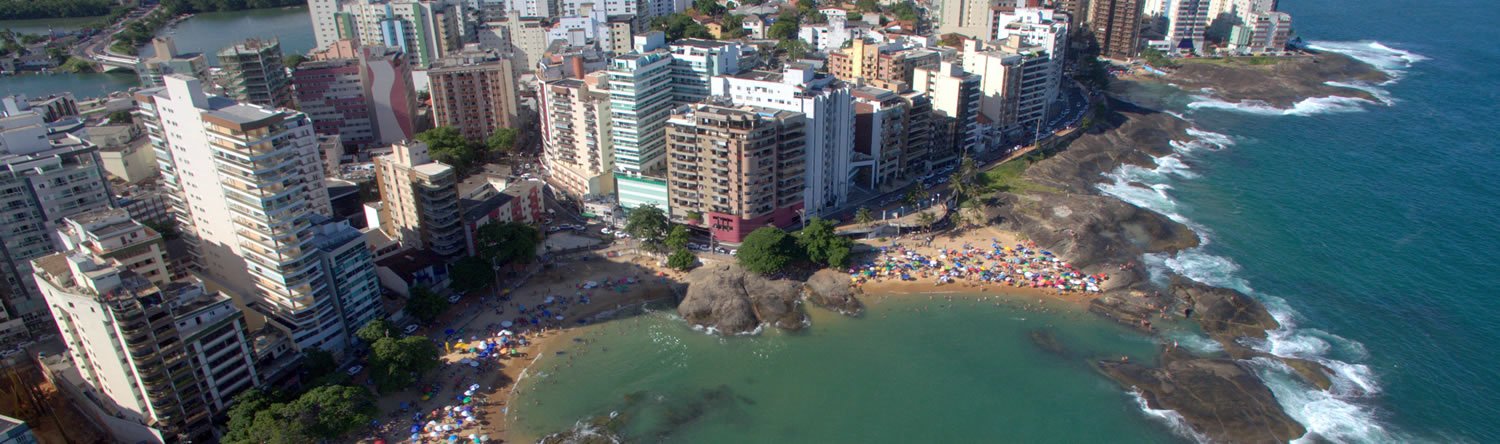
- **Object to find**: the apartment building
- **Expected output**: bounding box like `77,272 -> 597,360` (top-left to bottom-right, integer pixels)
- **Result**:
851,86 -> 925,188
1164,0 -> 1210,54
0,136 -> 114,344
827,39 -> 940,93
1089,0 -> 1142,60
33,212 -> 259,442
539,73 -> 615,199
1228,10 -> 1291,55
665,103 -> 806,243
302,41 -> 421,147
374,140 -> 464,257
666,39 -> 750,104
217,39 -> 295,109
135,75 -> 378,353
428,48 -> 520,142
709,64 -> 855,217
912,61 -> 982,167
294,58 -> 376,146
309,0 -> 463,68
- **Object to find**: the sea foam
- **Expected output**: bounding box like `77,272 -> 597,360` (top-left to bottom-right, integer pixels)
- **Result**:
1096,126 -> 1400,442
1183,41 -> 1425,116
1129,390 -> 1212,443
1306,40 -> 1427,81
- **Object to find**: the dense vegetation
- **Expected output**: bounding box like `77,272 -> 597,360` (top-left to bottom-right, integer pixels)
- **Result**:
0,0 -> 114,20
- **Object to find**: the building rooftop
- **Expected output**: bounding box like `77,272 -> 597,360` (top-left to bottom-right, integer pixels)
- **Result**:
413,162 -> 453,177
672,39 -> 736,49
376,249 -> 446,282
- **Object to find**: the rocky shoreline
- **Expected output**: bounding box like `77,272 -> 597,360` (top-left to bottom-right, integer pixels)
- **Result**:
1162,51 -> 1392,107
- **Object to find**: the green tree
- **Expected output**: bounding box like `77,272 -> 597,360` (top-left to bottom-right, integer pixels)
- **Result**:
448,256 -> 494,294
796,217 -> 853,268
888,1 -> 918,21
356,319 -> 395,344
282,53 -> 306,69
904,186 -> 929,207
1140,47 -> 1177,68
476,221 -> 540,265
948,155 -> 980,203
737,227 -> 798,275
960,198 -> 987,227
302,348 -> 337,377
854,207 -> 874,225
940,33 -> 964,48
416,126 -> 478,169
667,248 -> 696,271
795,0 -> 816,13
767,18 -> 800,40
776,39 -> 810,60
693,0 -> 726,16
486,127 -> 519,155
855,0 -> 880,12
107,110 -> 133,124
916,212 -> 937,232
625,204 -> 671,254
720,14 -> 747,38
369,336 -> 440,392
650,13 -> 714,40
287,385 -> 378,439
403,287 -> 449,324
665,224 -> 691,250
224,389 -> 279,444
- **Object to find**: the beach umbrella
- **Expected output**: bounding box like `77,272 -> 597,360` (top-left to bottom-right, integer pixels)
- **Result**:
545,296 -> 556,303
501,321 -> 513,328
411,425 -> 423,434
411,433 -> 421,442
555,315 -> 564,321
445,329 -> 456,335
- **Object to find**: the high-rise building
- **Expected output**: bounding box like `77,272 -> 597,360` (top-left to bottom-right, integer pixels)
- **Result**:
666,39 -> 750,104
0,414 -> 37,444
1228,10 -> 1291,55
217,39 -> 295,109
665,103 -> 806,243
1059,0 -> 1091,24
309,0 -> 463,68
604,42 -> 673,177
827,39 -> 940,93
135,75 -> 377,353
137,37 -> 208,88
1164,0 -> 1209,54
428,48 -> 519,142
1090,0 -> 1142,60
301,41 -> 420,147
0,136 -> 114,344
709,64 -> 855,217
374,141 -> 465,257
937,0 -> 994,39
913,62 -> 982,167
851,86 -> 925,188
540,73 -> 616,199
33,211 -> 259,442
294,58 -> 376,146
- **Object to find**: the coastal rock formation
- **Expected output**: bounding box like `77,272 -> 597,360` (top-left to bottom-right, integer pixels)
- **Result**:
803,269 -> 864,316
1166,52 -> 1390,107
678,264 -> 806,334
1098,350 -> 1307,443
1172,277 -> 1279,357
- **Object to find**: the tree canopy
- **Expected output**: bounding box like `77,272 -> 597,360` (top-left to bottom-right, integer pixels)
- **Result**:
665,225 -> 691,251
650,13 -> 714,41
448,256 -> 494,294
487,128 -> 518,155
693,0 -> 727,17
356,319 -> 396,344
625,205 -> 671,254
476,221 -> 540,265
223,385 -> 375,444
0,0 -> 112,20
416,127 -> 481,170
403,287 -> 449,324
369,335 -> 440,392
667,248 -> 696,271
888,1 -> 919,21
302,348 -> 337,377
797,217 -> 853,268
737,227 -> 799,275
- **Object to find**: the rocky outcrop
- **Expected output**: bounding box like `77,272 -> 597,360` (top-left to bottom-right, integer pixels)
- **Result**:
1165,52 -> 1391,107
1098,349 -> 1307,443
1172,277 -> 1279,357
678,264 -> 806,334
803,269 -> 864,316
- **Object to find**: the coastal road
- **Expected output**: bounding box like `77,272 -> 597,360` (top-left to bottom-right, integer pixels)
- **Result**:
71,3 -> 159,63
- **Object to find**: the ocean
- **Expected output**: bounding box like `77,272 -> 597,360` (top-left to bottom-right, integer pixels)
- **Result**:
514,0 -> 1499,442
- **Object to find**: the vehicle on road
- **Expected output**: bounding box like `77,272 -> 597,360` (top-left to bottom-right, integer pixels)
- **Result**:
600,227 -> 613,235
447,294 -> 462,303
404,324 -> 420,335
345,365 -> 363,376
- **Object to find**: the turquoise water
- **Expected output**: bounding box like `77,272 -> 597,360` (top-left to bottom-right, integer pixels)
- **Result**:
1098,0 -> 1500,441
511,299 -> 1182,443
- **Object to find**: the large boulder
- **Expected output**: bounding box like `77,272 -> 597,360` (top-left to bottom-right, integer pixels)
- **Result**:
1172,277 -> 1279,356
678,263 -> 805,334
1098,349 -> 1307,443
803,269 -> 863,316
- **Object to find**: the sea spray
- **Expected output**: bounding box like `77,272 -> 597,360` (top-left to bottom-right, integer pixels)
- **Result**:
1306,41 -> 1428,81
1129,390 -> 1212,444
1097,119 -> 1407,442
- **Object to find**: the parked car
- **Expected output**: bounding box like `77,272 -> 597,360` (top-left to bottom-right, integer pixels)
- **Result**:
600,227 -> 613,235
345,365 -> 363,376
447,294 -> 462,303
404,324 -> 420,335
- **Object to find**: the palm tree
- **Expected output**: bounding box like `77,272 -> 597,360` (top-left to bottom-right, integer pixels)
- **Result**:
948,207 -> 967,229
961,198 -> 986,227
905,187 -> 929,208
916,212 -> 936,233
854,207 -> 875,225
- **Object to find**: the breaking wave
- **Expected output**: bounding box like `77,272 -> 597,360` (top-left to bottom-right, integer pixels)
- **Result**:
1186,94 -> 1376,116
1306,40 -> 1427,81
1130,390 -> 1211,443
1185,41 -> 1424,116
1096,125 -> 1399,442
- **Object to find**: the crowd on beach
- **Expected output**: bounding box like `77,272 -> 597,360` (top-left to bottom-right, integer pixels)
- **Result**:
851,239 -> 1109,294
